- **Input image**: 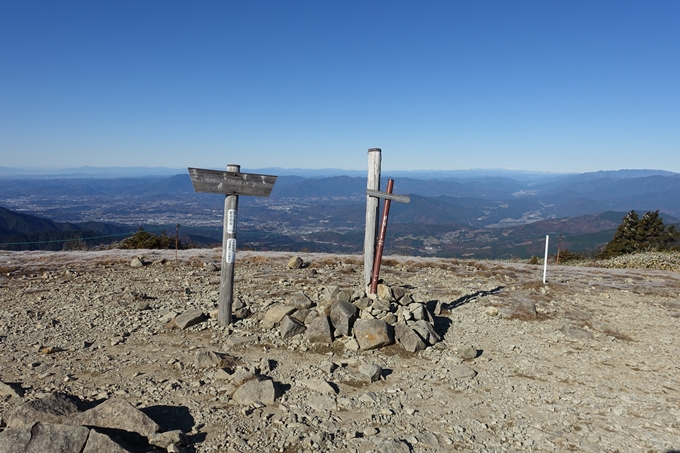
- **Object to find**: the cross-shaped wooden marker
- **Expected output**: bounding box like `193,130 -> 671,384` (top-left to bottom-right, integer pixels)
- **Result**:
188,165 -> 277,326
366,179 -> 410,294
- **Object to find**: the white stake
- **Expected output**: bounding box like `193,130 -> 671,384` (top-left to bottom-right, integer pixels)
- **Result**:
543,234 -> 549,284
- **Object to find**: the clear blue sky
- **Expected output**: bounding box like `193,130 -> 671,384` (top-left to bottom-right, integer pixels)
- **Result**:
1,1 -> 679,173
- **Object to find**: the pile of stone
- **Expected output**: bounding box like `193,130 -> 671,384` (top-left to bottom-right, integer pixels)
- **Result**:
263,283 -> 442,353
0,393 -> 187,453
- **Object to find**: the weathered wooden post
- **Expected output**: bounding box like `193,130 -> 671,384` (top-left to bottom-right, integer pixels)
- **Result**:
366,179 -> 410,294
543,234 -> 549,284
364,148 -> 382,287
188,165 -> 277,326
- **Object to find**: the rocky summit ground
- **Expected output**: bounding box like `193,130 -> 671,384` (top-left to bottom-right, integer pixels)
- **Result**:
0,249 -> 679,453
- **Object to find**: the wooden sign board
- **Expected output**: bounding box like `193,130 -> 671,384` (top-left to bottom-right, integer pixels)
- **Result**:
188,165 -> 278,326
188,167 -> 277,197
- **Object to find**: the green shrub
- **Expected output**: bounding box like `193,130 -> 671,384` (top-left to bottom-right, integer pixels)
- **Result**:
599,210 -> 679,258
556,248 -> 589,263
118,228 -> 178,250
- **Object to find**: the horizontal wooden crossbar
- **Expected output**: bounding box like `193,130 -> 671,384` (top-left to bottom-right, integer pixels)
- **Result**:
366,189 -> 410,204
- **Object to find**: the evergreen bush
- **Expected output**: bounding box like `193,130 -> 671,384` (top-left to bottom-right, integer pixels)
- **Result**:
599,210 -> 678,258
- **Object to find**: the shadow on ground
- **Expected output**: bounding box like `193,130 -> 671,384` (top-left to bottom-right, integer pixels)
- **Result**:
141,405 -> 194,433
442,286 -> 504,311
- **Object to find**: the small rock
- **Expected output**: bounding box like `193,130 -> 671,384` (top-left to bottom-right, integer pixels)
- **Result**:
230,369 -> 256,387
299,378 -> 337,395
204,262 -> 218,272
194,351 -> 235,369
214,368 -> 231,380
82,428 -> 134,453
171,309 -> 205,330
450,365 -> 477,380
457,345 -> 478,360
232,297 -> 246,311
381,438 -> 410,453
560,324 -> 595,340
0,422 -> 90,453
363,427 -> 378,436
322,285 -> 341,302
75,398 -> 159,437
223,335 -> 258,348
148,430 -> 188,449
40,346 -> 62,355
353,297 -> 371,310
353,319 -> 394,350
394,324 -> 426,353
130,257 -> 144,268
258,357 -> 272,374
433,300 -> 442,316
287,291 -> 314,310
279,315 -> 306,339
304,310 -> 319,325
287,256 -> 304,269
412,320 -> 441,345
381,312 -> 397,325
329,300 -> 358,337
410,303 -> 426,321
307,395 -> 337,412
159,311 -> 177,323
358,363 -> 382,382
344,338 -> 359,351
305,316 -> 333,344
232,379 -> 277,405
290,308 -> 311,323
333,289 -> 353,304
376,284 -> 394,301
262,305 -> 296,329
319,362 -> 338,374
398,294 -> 414,306
391,287 -> 407,301
417,432 -> 440,448
485,306 -> 499,316
373,298 -> 391,311
7,393 -> 83,428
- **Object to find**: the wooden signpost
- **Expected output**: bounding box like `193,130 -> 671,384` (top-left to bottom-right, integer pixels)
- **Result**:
188,165 -> 277,326
362,148 -> 411,294
367,179 -> 410,294
363,149 -> 382,287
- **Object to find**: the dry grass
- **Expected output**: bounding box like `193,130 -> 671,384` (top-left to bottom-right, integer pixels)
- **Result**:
240,255 -> 272,266
308,257 -> 341,268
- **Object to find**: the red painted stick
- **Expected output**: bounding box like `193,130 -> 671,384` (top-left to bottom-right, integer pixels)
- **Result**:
369,179 -> 394,294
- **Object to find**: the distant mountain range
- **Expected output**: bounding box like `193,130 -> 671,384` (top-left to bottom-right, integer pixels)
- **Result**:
1,168 -> 679,257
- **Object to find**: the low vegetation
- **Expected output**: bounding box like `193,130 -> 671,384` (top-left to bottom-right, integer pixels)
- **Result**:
116,228 -> 182,250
